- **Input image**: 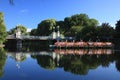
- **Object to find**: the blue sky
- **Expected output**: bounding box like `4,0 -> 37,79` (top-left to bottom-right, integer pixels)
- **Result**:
0,0 -> 120,31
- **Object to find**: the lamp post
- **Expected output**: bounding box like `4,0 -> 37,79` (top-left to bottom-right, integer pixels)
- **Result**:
57,26 -> 60,38
52,26 -> 56,39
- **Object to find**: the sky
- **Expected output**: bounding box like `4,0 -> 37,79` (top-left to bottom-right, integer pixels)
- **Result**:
0,0 -> 120,31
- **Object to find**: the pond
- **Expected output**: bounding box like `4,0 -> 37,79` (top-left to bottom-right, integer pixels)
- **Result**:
0,48 -> 120,80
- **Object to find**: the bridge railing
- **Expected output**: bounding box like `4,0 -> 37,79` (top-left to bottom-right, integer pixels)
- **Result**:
21,35 -> 52,40
7,35 -> 64,40
6,34 -> 15,39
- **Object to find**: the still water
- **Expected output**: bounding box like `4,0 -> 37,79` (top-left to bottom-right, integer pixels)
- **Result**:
0,48 -> 120,80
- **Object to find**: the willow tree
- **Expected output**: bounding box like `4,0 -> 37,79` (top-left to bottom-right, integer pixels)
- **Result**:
0,12 -> 7,45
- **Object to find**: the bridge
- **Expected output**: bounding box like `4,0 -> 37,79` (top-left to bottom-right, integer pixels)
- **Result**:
5,26 -> 71,49
7,26 -> 62,40
7,35 -> 53,40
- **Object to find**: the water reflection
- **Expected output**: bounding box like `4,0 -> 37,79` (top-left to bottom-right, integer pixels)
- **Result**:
31,49 -> 115,75
5,48 -> 120,76
0,48 -> 6,77
9,52 -> 26,62
114,51 -> 120,72
9,52 -> 26,69
54,49 -> 113,55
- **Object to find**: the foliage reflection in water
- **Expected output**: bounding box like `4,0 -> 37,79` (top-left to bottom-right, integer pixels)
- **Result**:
0,48 -> 6,78
1,47 -> 120,80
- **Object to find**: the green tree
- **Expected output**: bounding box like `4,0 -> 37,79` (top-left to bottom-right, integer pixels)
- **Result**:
65,26 -> 83,38
115,20 -> 120,38
88,18 -> 99,27
0,12 -> 7,45
97,23 -> 115,41
30,28 -> 37,35
79,26 -> 97,41
64,17 -> 71,30
30,13 -> 99,38
8,25 -> 28,35
36,19 -> 56,36
63,14 -> 99,38
56,21 -> 65,34
70,14 -> 89,26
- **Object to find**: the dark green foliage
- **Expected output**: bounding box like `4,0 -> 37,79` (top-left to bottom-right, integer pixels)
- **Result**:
64,14 -> 99,40
56,21 -> 65,34
65,26 -> 83,37
62,14 -> 99,39
97,23 -> 115,41
79,26 -> 97,41
30,29 -> 37,35
115,20 -> 120,38
64,17 -> 71,30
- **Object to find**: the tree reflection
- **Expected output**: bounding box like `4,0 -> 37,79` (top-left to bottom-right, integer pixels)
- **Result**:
99,54 -> 113,67
114,51 -> 120,72
32,55 -> 55,70
59,55 -> 89,75
59,53 -> 116,75
10,52 -> 26,62
0,48 -> 6,77
31,49 -> 120,75
116,61 -> 120,71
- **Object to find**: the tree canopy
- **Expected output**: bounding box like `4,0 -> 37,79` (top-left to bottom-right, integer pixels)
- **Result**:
97,23 -> 115,40
115,20 -> 120,38
35,19 -> 56,36
30,13 -> 99,41
8,25 -> 27,35
29,13 -> 120,42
